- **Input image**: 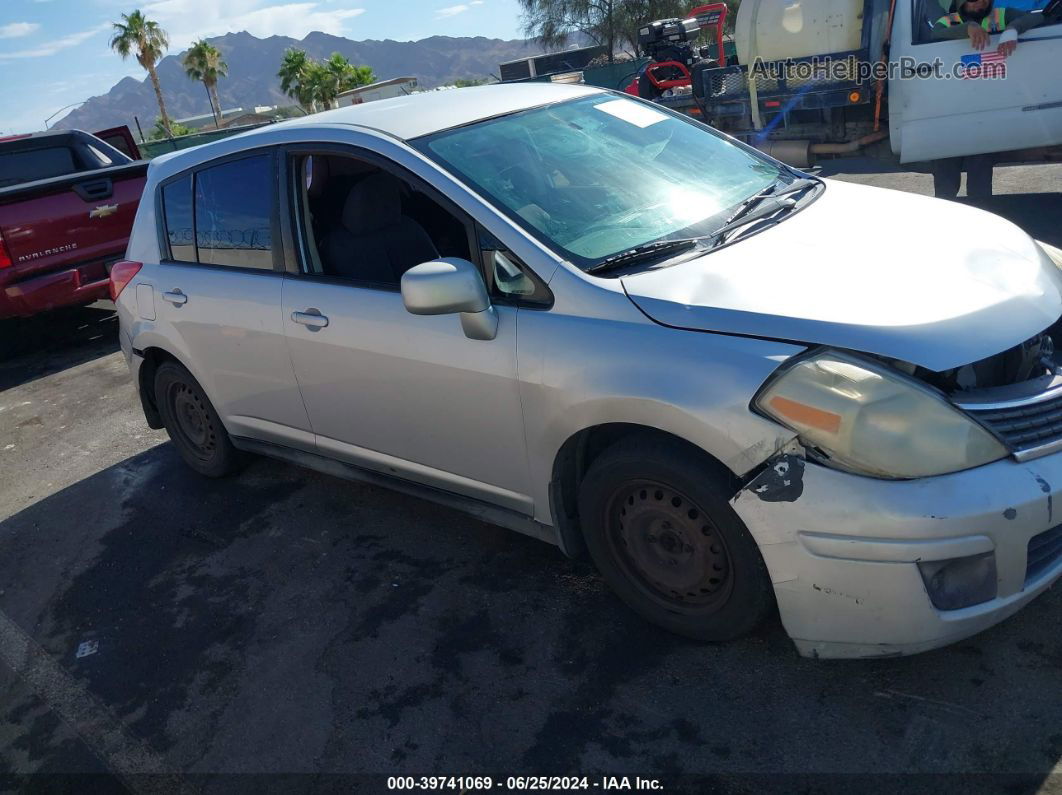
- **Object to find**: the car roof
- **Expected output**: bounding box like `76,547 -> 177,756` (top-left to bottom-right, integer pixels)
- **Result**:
147,82 -> 606,175
283,82 -> 604,140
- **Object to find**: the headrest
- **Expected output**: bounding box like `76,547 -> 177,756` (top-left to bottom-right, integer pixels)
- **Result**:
306,155 -> 330,199
341,172 -> 402,235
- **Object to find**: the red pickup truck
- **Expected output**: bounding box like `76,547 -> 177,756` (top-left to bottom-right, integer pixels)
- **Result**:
0,127 -> 148,319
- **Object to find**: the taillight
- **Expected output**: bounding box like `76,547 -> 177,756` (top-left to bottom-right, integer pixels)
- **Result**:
109,260 -> 142,300
0,230 -> 11,269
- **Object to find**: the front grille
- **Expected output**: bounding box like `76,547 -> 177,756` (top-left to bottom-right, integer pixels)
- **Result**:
1026,524 -> 1062,584
965,390 -> 1062,457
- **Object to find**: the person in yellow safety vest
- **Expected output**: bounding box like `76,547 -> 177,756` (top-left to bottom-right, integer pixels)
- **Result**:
932,0 -> 1041,56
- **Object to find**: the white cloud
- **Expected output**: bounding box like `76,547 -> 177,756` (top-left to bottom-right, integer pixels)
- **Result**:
0,22 -> 41,39
141,0 -> 367,47
435,1 -> 483,18
0,23 -> 110,59
436,4 -> 470,17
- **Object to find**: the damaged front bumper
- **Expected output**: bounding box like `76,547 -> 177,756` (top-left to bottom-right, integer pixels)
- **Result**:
732,450 -> 1062,659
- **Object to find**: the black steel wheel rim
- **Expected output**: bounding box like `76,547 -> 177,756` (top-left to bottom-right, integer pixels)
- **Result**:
605,480 -> 733,612
168,381 -> 217,463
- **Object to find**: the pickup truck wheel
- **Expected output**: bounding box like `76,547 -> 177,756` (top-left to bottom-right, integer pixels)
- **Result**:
154,361 -> 242,478
578,437 -> 774,641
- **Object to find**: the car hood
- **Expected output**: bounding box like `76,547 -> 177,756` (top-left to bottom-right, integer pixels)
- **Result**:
621,180 -> 1062,372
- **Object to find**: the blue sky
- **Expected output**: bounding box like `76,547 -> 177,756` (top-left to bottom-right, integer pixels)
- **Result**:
0,0 -> 527,134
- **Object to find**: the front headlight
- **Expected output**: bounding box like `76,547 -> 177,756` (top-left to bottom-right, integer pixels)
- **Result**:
755,352 -> 1007,479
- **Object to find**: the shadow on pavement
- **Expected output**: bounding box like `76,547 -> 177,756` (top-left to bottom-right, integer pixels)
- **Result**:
0,443 -> 1059,785
0,305 -> 118,392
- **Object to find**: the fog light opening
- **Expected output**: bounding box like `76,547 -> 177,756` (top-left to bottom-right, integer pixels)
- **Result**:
918,552 -> 997,611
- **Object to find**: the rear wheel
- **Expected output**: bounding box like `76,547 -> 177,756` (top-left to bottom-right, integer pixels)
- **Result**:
578,436 -> 774,641
154,361 -> 242,478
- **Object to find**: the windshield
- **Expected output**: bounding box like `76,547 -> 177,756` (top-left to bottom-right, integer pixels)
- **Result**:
414,95 -> 784,269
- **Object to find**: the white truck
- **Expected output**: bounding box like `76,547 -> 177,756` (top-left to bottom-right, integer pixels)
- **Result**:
687,0 -> 1062,170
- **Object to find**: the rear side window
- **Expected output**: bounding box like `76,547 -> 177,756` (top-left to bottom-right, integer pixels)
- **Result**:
161,176 -> 195,262
194,154 -> 275,270
0,147 -> 78,187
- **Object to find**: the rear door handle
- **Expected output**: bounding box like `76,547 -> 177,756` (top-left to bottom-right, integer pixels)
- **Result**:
291,309 -> 329,330
162,289 -> 187,306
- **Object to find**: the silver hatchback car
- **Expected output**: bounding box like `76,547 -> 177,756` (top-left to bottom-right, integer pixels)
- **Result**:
115,83 -> 1062,658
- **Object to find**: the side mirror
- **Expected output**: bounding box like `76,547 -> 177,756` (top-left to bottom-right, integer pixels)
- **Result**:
401,257 -> 498,340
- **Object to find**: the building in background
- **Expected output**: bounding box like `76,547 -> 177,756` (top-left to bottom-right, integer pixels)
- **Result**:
499,45 -> 607,82
220,111 -> 277,128
174,107 -> 248,131
337,77 -> 418,106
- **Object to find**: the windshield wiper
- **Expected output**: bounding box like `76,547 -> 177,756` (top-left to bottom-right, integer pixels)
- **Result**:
585,178 -> 821,275
720,177 -> 819,232
709,177 -> 821,245
585,238 -> 703,275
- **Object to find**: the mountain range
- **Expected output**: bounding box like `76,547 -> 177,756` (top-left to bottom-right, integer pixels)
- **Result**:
54,30 -> 540,133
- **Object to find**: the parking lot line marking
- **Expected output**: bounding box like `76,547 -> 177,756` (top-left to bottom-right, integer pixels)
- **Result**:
0,609 -> 187,794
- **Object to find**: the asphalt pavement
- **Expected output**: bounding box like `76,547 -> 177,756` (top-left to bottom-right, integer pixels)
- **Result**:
1,160 -> 1061,794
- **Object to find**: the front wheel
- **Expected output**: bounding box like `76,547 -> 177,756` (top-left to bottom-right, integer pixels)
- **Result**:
154,361 -> 243,478
578,437 -> 774,641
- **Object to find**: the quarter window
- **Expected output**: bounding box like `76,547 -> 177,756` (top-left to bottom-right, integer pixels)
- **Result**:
161,175 -> 195,262
193,154 -> 275,270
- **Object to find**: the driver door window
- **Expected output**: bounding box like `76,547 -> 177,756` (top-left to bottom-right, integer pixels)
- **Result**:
293,153 -> 472,286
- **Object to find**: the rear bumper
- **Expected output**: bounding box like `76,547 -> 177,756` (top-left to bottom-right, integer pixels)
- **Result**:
0,260 -> 111,319
732,454 -> 1062,659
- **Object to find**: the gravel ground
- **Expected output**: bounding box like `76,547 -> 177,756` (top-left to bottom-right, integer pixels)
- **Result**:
1,161 -> 1060,794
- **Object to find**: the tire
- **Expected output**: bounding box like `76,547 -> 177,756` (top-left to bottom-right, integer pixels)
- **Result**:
154,361 -> 243,478
578,436 -> 774,641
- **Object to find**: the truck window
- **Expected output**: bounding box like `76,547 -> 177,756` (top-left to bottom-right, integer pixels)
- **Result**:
0,147 -> 78,187
912,0 -> 935,43
193,154 -> 275,271
161,175 -> 195,262
913,0 -> 1059,44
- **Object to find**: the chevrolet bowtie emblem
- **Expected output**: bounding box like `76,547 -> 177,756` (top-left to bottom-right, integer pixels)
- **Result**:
89,204 -> 118,219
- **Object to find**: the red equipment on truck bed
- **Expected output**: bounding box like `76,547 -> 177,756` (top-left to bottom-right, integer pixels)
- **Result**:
0,128 -> 147,319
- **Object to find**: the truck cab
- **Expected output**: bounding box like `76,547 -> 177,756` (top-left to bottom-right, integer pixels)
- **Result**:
689,0 -> 1062,168
889,0 -> 1062,162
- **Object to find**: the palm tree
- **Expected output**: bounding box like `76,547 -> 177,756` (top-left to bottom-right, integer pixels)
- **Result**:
312,54 -> 377,110
278,48 -> 316,114
183,39 -> 227,129
320,53 -> 375,108
340,62 -> 375,95
110,10 -> 172,137
305,62 -> 333,111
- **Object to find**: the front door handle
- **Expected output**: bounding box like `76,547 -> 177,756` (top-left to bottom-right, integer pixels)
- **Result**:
291,308 -> 329,330
162,289 -> 187,306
